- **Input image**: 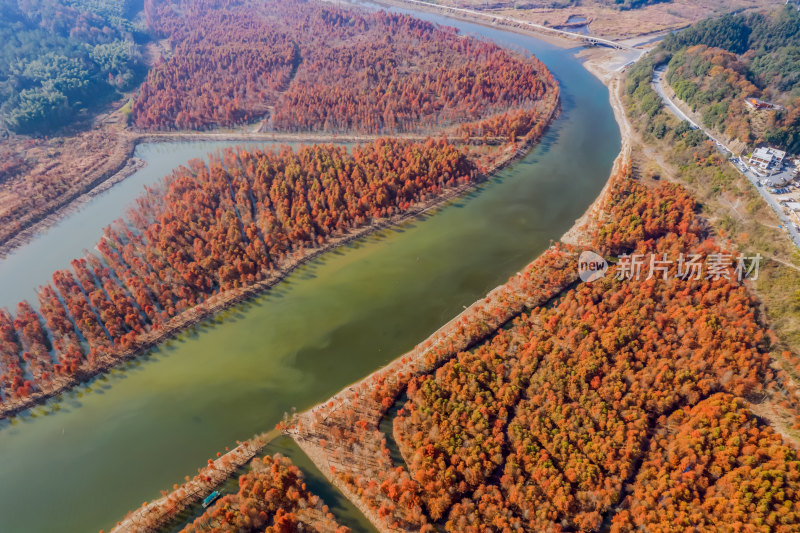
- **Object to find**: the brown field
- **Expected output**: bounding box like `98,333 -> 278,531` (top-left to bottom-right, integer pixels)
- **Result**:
429,0 -> 784,40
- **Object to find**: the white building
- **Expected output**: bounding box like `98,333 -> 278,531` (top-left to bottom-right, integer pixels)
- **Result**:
749,147 -> 786,174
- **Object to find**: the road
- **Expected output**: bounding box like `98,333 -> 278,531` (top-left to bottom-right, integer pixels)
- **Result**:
652,65 -> 800,252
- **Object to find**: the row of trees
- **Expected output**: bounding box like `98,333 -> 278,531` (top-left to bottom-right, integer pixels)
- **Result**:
131,0 -> 557,137
0,138 -> 475,405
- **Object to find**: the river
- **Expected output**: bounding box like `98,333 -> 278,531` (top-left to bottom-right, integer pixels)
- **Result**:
0,141 -> 311,309
0,5 -> 620,533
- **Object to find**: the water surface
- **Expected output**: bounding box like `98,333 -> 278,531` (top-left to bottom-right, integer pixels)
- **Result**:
0,7 -> 620,532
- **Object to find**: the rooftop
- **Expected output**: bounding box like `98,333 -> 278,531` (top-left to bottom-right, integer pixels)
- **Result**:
753,146 -> 786,161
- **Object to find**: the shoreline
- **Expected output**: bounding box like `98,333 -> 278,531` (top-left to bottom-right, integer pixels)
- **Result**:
562,56 -> 633,248
0,132 -> 416,261
282,41 -> 640,533
0,140 -> 140,260
100,24 -> 638,533
0,97 -> 560,422
110,428 -> 280,533
0,126 -> 519,262
288,242 -> 583,533
356,0 -> 578,49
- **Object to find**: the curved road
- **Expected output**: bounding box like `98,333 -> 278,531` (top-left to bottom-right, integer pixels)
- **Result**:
652,65 -> 800,252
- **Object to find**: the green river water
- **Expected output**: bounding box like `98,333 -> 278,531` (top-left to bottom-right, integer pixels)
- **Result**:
0,6 -> 620,532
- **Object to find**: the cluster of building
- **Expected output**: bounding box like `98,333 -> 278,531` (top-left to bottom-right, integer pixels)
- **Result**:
747,146 -> 799,187
744,145 -> 800,229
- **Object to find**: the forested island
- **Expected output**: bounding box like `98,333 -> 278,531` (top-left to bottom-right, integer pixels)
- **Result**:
0,0 -> 559,420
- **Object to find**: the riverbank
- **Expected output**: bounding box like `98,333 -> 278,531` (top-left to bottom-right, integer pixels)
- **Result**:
562,50 -> 635,245
290,242 -> 581,533
0,121 -> 530,262
0,93 -> 559,422
283,41 -> 642,533
288,153 -> 627,533
98,28 -> 633,533
0,132 -> 139,260
110,429 -> 279,533
0,157 -> 145,260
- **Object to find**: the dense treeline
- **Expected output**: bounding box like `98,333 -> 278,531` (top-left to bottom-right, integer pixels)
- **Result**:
656,5 -> 800,152
181,454 -> 349,533
0,139 -> 475,405
131,0 -> 556,136
391,167 -> 786,531
0,0 -> 143,133
132,4 -> 300,130
300,162 -> 800,532
611,394 -> 800,532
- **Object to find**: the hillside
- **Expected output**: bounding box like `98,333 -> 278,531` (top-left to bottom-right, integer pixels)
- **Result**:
657,5 -> 800,153
0,0 -> 144,134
